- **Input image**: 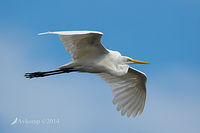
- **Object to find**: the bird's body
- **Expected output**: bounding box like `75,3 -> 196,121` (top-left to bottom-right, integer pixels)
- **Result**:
25,31 -> 149,117
60,50 -> 129,76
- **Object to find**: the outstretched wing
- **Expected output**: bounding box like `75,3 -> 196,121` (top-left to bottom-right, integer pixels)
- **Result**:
96,67 -> 147,117
39,31 -> 109,60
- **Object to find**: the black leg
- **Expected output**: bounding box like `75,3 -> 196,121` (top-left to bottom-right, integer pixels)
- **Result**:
25,68 -> 76,79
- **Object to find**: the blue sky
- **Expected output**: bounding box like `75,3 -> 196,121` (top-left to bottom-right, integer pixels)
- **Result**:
0,0 -> 200,133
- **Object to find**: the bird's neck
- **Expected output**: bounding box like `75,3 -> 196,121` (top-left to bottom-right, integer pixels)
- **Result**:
108,64 -> 129,76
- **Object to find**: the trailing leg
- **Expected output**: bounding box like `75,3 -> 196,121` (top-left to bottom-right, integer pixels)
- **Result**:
24,68 -> 76,79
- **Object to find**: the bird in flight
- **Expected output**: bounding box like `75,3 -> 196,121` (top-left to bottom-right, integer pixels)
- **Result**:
25,31 -> 149,117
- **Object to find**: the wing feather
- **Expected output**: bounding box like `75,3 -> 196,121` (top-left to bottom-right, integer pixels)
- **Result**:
96,67 -> 147,117
39,31 -> 109,60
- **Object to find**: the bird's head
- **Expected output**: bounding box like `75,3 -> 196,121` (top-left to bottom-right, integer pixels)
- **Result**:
122,56 -> 150,65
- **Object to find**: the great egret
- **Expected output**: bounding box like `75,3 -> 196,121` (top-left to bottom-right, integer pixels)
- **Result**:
25,31 -> 149,117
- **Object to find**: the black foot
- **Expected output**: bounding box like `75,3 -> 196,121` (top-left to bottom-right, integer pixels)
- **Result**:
25,72 -> 45,79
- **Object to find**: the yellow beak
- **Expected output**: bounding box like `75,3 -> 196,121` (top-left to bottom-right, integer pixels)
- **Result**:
129,58 -> 150,64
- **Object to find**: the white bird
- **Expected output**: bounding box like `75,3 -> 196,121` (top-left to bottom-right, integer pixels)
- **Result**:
25,31 -> 149,117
